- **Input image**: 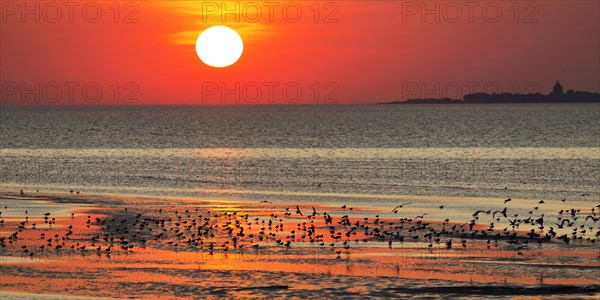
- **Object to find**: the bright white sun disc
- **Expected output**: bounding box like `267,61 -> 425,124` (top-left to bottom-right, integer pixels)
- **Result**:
196,26 -> 243,68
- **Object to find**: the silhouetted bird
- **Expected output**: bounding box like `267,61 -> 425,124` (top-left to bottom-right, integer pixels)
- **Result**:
392,203 -> 411,213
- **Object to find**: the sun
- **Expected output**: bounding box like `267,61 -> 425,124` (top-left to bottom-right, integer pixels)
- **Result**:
195,26 -> 244,68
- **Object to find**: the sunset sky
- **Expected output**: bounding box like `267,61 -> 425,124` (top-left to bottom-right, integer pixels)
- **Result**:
1,0 -> 599,105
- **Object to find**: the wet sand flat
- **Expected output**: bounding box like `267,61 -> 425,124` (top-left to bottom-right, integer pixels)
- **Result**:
1,191 -> 599,299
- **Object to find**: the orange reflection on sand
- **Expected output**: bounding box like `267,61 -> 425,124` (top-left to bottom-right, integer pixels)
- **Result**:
1,191 -> 599,299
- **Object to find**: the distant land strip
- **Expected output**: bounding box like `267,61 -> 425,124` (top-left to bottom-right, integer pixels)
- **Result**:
379,81 -> 600,104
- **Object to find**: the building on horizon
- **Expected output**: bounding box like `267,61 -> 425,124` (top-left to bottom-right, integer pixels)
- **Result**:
551,81 -> 564,96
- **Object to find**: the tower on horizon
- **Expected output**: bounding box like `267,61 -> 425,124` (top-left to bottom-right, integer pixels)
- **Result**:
552,81 -> 564,96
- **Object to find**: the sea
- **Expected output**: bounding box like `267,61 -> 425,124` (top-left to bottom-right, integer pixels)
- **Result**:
1,104 -> 599,213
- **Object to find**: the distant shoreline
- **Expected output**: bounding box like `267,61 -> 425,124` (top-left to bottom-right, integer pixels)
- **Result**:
379,81 -> 600,104
378,100 -> 600,104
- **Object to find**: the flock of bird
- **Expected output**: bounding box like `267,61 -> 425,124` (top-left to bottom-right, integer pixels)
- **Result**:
1,194 -> 599,260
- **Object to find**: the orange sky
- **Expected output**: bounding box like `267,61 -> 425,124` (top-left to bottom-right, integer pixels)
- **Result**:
1,1 -> 599,105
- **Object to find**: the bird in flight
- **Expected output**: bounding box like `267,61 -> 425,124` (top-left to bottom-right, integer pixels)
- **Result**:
415,213 -> 428,219
391,203 -> 412,213
312,206 -> 320,216
259,200 -> 272,204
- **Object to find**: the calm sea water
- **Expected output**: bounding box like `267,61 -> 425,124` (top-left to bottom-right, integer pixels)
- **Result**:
1,104 -> 599,209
